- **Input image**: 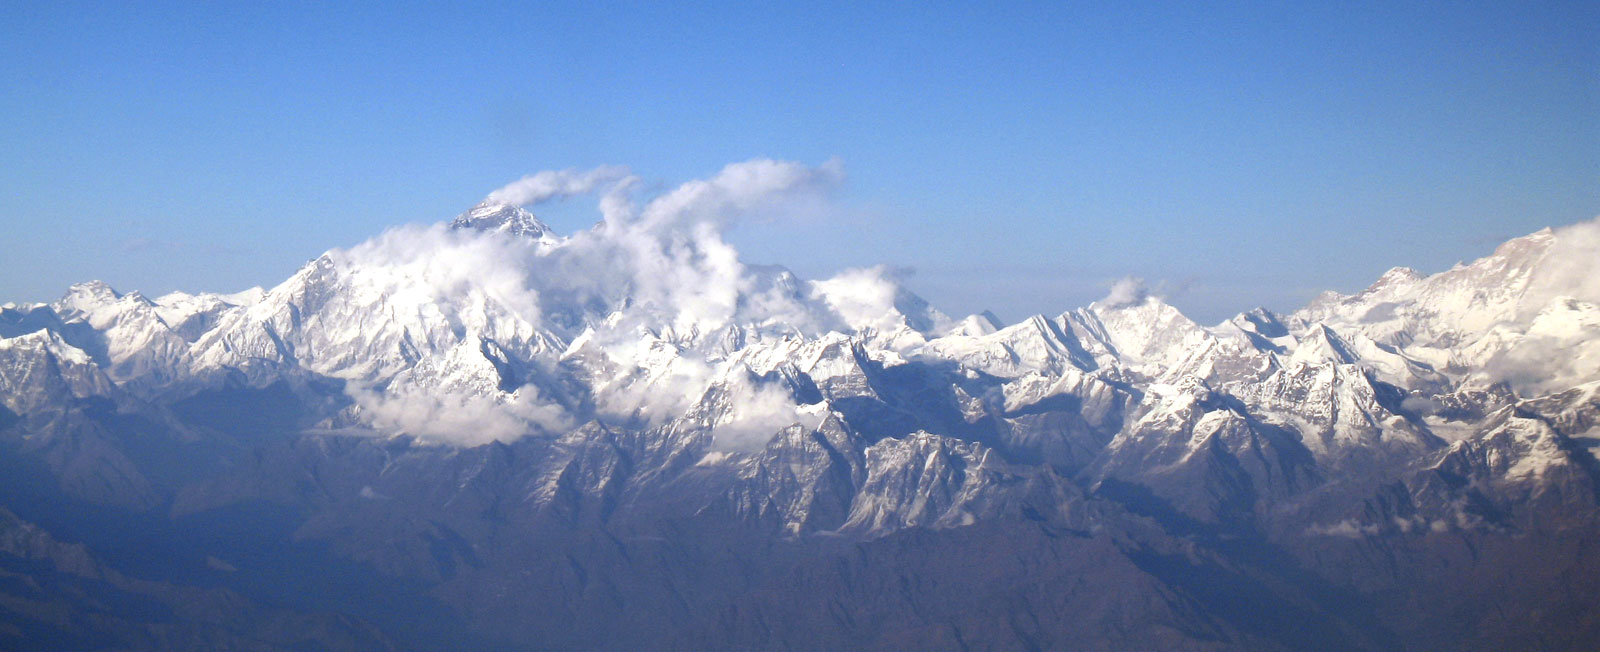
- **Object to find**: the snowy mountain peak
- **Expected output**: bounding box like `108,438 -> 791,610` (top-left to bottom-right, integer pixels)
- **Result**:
1288,324 -> 1358,366
944,312 -> 1002,338
52,280 -> 122,318
0,327 -> 90,364
1494,225 -> 1556,259
1373,266 -> 1423,289
450,201 -> 556,240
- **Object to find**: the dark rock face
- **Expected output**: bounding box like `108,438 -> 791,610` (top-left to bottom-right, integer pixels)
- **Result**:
0,370 -> 1595,652
0,506 -> 400,652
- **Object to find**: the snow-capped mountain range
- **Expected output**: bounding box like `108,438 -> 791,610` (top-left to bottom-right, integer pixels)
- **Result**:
1,161 -> 1596,651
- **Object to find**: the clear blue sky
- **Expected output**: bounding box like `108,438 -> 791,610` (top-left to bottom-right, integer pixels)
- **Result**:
2,1 -> 1596,323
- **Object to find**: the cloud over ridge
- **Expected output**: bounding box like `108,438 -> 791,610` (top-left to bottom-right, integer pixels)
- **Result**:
485,165 -> 633,206
319,158 -> 930,447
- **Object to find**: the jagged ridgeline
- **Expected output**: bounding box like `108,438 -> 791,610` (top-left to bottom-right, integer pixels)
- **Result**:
2,162 -> 1598,651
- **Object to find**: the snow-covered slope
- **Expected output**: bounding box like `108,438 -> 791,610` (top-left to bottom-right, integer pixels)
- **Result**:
4,162 -> 1599,651
2,160 -> 1597,545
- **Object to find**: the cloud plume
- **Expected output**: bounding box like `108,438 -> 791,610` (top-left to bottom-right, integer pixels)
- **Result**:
485,165 -> 632,206
1101,276 -> 1149,308
1523,216 -> 1600,314
319,158 -> 907,448
635,158 -> 844,230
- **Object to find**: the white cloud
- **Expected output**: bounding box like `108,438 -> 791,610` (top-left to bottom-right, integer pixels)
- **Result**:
327,158 -> 876,446
485,165 -> 632,206
1400,396 -> 1444,416
708,374 -> 825,452
1306,518 -> 1380,538
1483,331 -> 1600,396
636,158 -> 843,231
350,382 -> 572,446
336,223 -> 548,330
1101,276 -> 1149,308
810,265 -> 906,334
1523,216 -> 1600,316
1480,216 -> 1600,395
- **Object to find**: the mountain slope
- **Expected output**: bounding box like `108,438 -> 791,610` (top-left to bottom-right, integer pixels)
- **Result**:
1,163 -> 1596,650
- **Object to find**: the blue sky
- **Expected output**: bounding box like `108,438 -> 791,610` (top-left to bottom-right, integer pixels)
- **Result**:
2,1 -> 1596,323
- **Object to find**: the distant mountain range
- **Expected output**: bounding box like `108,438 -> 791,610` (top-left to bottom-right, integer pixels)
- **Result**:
2,190 -> 1597,651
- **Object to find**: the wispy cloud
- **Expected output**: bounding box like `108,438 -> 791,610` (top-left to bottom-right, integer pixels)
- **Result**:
485,165 -> 632,206
1100,276 -> 1149,308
